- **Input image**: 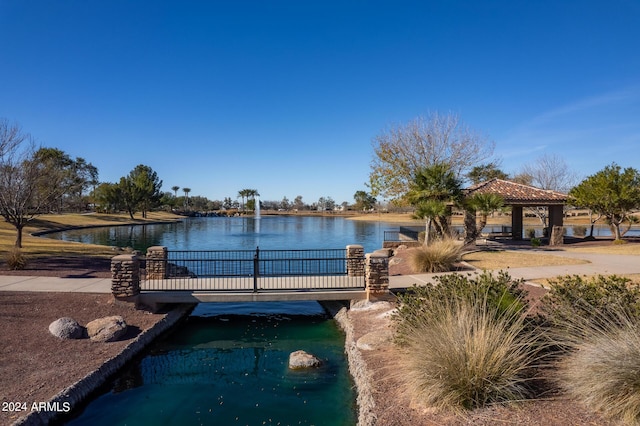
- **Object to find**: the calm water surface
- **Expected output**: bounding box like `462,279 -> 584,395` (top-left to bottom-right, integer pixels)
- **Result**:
50,216 -> 390,253
66,302 -> 356,426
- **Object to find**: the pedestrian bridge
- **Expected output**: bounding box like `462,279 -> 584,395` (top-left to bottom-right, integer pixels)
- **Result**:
111,246 -> 389,309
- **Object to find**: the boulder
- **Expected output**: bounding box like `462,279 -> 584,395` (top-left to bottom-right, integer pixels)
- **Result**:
86,315 -> 128,342
288,350 -> 322,369
49,317 -> 84,339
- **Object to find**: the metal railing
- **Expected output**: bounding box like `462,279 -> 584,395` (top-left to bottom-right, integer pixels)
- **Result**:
143,247 -> 365,292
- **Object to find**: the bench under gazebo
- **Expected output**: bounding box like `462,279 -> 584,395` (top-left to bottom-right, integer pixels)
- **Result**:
464,179 -> 569,245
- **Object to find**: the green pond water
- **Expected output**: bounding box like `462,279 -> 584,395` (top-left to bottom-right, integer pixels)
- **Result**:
65,302 -> 356,426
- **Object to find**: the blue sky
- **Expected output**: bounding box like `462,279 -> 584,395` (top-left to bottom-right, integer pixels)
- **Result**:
1,1 -> 639,205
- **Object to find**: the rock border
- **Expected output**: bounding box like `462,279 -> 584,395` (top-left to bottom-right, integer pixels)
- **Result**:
14,304 -> 195,426
321,301 -> 377,426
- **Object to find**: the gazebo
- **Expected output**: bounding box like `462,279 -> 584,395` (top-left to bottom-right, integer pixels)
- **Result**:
464,178 -> 568,244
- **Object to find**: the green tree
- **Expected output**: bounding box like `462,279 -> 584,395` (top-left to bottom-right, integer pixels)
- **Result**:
569,163 -> 640,240
93,182 -> 122,213
32,149 -> 99,212
118,164 -> 163,219
171,186 -> 180,197
466,162 -> 508,184
369,112 -> 494,202
407,163 -> 463,245
353,190 -> 377,211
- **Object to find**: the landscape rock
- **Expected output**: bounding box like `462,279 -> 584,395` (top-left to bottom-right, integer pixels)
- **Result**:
86,315 -> 128,342
288,350 -> 322,369
48,317 -> 84,339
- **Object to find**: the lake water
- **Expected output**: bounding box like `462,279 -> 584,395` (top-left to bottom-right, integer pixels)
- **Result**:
50,215 -> 391,254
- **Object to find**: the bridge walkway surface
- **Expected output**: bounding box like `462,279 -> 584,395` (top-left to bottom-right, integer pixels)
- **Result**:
1,250 -> 639,297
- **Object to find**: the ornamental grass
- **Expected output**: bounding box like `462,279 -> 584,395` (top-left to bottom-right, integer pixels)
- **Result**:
393,272 -> 548,411
554,310 -> 640,425
407,238 -> 462,273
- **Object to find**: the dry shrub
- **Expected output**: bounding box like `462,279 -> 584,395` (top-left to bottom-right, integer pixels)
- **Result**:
5,247 -> 27,270
393,272 -> 547,411
555,311 -> 640,425
407,239 -> 462,273
397,293 -> 545,411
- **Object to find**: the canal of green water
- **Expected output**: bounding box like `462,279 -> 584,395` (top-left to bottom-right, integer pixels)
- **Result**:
66,302 -> 356,425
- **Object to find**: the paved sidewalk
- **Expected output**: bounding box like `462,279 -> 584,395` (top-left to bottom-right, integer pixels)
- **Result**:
390,250 -> 640,289
0,250 -> 638,294
0,275 -> 112,293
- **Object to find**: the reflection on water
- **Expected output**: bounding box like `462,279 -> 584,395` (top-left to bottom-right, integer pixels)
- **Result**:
48,216 -> 388,253
66,302 -> 356,426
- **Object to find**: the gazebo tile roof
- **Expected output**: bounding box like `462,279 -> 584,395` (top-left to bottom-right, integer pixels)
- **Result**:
465,179 -> 568,204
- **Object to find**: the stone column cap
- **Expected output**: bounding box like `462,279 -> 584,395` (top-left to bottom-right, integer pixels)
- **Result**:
111,254 -> 138,261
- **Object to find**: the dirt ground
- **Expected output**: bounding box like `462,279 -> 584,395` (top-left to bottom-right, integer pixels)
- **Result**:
0,246 -> 624,425
0,271 -> 166,425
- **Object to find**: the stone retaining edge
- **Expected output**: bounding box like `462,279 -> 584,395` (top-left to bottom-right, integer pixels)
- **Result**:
321,301 -> 377,426
13,304 -> 195,426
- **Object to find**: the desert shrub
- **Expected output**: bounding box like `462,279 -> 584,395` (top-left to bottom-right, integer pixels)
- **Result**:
393,272 -> 546,410
555,310 -> 640,425
407,239 -> 462,273
541,275 -> 640,327
530,237 -> 541,247
525,228 -> 536,239
5,248 -> 27,270
572,225 -> 587,237
395,271 -> 529,341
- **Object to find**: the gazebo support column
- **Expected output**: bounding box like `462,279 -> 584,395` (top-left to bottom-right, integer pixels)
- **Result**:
548,204 -> 565,246
511,206 -> 523,240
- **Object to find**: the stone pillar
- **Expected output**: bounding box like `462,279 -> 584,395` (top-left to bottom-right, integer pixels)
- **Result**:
346,244 -> 365,277
365,250 -> 389,297
511,206 -> 523,240
111,254 -> 140,299
146,246 -> 168,279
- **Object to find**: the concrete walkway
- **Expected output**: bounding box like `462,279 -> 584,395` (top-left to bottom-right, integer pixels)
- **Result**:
0,250 -> 638,294
389,250 -> 640,289
0,275 -> 112,293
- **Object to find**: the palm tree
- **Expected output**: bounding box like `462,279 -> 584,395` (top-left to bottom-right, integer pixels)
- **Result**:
171,186 -> 180,197
406,164 -> 463,245
183,187 -> 191,209
237,189 -> 249,212
463,193 -> 505,244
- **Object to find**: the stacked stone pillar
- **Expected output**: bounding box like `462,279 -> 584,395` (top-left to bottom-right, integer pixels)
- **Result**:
346,244 -> 365,277
146,246 -> 168,279
111,254 -> 140,299
365,250 -> 389,297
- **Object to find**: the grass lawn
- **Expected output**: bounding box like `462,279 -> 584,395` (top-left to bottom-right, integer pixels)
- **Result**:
0,211 -> 183,258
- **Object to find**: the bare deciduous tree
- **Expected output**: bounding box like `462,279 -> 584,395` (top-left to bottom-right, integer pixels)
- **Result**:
517,153 -> 578,227
520,153 -> 578,194
0,120 -> 66,247
369,112 -> 494,202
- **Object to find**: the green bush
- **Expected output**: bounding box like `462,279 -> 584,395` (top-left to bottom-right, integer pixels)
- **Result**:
572,225 -> 587,237
555,310 -> 640,425
393,271 -> 546,410
541,275 -> 640,327
395,271 -> 529,341
5,248 -> 27,270
407,239 -> 461,273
